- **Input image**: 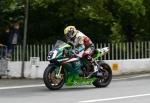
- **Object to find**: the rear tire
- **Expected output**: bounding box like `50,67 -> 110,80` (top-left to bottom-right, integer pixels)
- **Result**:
43,64 -> 65,90
93,62 -> 112,88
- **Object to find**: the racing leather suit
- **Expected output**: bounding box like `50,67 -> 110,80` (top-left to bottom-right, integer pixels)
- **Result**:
66,30 -> 96,83
67,30 -> 95,58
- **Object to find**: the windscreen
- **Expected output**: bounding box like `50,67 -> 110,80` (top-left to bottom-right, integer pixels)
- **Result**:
52,40 -> 68,50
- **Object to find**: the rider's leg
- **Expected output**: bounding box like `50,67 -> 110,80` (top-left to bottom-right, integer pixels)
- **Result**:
83,48 -> 103,77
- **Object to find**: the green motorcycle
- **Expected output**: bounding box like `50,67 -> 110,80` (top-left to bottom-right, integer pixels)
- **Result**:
43,40 -> 112,90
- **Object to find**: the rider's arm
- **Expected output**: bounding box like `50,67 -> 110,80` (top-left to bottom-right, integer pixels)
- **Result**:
76,44 -> 85,53
75,36 -> 85,53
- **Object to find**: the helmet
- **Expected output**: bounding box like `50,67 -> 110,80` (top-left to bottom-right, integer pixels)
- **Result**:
64,26 -> 77,39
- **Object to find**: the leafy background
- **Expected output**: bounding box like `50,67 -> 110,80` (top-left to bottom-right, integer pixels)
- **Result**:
0,0 -> 150,44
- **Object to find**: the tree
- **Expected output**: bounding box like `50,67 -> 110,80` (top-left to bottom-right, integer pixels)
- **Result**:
0,0 -> 149,44
105,0 -> 146,42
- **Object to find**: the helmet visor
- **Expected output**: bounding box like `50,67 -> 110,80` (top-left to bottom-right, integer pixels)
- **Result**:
66,30 -> 74,39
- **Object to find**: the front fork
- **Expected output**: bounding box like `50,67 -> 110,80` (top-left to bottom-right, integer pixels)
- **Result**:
56,65 -> 62,79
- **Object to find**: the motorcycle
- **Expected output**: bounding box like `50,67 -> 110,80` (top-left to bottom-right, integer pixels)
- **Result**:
43,40 -> 112,90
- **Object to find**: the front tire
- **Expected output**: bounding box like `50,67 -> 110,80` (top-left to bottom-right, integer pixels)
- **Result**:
43,64 -> 65,90
93,62 -> 112,88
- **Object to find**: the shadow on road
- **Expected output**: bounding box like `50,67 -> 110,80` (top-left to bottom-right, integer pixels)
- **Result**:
43,86 -> 99,92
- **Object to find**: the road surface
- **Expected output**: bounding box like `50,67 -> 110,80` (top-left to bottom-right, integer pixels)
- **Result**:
0,74 -> 150,103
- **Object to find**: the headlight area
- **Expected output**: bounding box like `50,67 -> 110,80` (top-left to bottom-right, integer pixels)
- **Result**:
47,51 -> 54,60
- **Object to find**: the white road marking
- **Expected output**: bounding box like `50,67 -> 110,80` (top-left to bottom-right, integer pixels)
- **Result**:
0,74 -> 149,90
113,74 -> 150,81
0,84 -> 45,90
79,93 -> 150,103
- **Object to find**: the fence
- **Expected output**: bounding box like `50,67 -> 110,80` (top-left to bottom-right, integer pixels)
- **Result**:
0,45 -> 8,77
11,41 -> 150,61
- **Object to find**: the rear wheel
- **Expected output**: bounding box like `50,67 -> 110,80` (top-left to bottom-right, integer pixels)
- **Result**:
43,64 -> 65,90
93,62 -> 112,88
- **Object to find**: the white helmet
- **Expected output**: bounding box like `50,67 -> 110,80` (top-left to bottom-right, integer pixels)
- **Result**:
64,26 -> 77,39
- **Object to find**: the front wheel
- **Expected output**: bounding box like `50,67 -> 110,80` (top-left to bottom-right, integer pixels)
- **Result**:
43,64 -> 65,90
93,62 -> 112,88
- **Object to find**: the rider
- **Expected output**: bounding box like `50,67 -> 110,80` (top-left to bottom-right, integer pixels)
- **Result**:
64,26 -> 99,76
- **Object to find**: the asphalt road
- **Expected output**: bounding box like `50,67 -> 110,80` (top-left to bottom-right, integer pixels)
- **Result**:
0,74 -> 150,103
